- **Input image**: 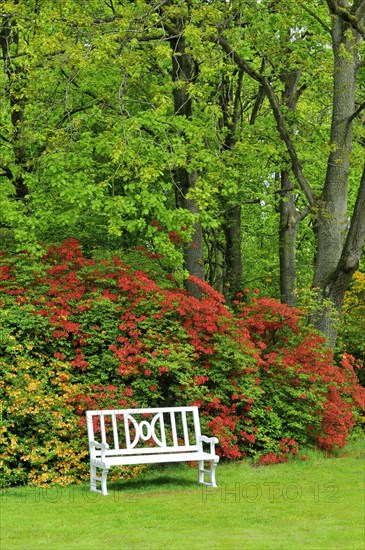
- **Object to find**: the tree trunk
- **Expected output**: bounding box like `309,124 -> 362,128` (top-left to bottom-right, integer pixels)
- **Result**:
169,33 -> 205,297
174,167 -> 205,296
278,69 -> 303,306
220,70 -> 244,301
279,171 -> 298,306
312,8 -> 363,346
223,205 -> 243,300
0,14 -> 29,201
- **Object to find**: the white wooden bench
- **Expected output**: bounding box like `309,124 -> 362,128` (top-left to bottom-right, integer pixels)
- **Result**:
86,406 -> 219,495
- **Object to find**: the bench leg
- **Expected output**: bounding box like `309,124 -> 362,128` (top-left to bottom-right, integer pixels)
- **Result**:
90,464 -> 109,496
101,468 -> 109,496
90,464 -> 97,493
198,460 -> 218,488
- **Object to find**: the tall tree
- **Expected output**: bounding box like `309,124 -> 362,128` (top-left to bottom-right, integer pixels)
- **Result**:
313,0 -> 365,345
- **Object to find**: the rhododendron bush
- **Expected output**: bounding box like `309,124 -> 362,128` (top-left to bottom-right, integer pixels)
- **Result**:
0,239 -> 364,486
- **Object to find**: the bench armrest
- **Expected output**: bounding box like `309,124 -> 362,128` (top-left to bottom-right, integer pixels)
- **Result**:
198,435 -> 219,456
89,440 -> 109,461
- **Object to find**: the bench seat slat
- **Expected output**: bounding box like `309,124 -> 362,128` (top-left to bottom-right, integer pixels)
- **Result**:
93,444 -> 199,456
92,451 -> 218,467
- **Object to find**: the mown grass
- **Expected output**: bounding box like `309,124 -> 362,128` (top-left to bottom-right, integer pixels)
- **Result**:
1,438 -> 364,550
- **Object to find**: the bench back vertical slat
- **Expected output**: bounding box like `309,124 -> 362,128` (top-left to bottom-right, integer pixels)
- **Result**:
86,410 -> 96,459
170,411 -> 178,447
156,412 -> 167,447
123,414 -> 130,449
112,413 -> 119,450
181,410 -> 189,446
193,407 -> 202,440
100,414 -> 106,445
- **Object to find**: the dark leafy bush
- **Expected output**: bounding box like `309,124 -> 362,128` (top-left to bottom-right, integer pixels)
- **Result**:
337,271 -> 365,386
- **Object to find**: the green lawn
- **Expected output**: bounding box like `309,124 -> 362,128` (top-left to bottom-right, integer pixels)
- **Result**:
1,438 -> 364,550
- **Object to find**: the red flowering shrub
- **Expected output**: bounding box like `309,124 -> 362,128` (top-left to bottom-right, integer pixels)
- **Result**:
0,239 -> 364,486
236,296 -> 365,455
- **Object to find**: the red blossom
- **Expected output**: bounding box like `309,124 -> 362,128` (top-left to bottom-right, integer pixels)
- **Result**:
150,220 -> 163,231
194,375 -> 209,386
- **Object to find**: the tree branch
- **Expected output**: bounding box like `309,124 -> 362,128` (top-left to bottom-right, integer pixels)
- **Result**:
56,103 -> 97,128
218,34 -> 316,207
301,5 -> 332,34
340,163 -> 365,272
0,165 -> 13,180
329,163 -> 365,306
94,1 -> 169,24
325,0 -> 365,38
348,99 -> 365,123
0,134 -> 11,144
0,52 -> 28,61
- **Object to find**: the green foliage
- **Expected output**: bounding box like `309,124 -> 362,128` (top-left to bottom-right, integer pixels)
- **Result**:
337,271 -> 365,385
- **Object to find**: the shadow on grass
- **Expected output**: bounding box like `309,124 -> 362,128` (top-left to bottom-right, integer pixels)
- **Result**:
108,463 -> 199,494
109,475 -> 197,493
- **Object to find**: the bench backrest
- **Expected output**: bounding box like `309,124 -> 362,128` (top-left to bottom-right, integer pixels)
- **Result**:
86,406 -> 203,458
